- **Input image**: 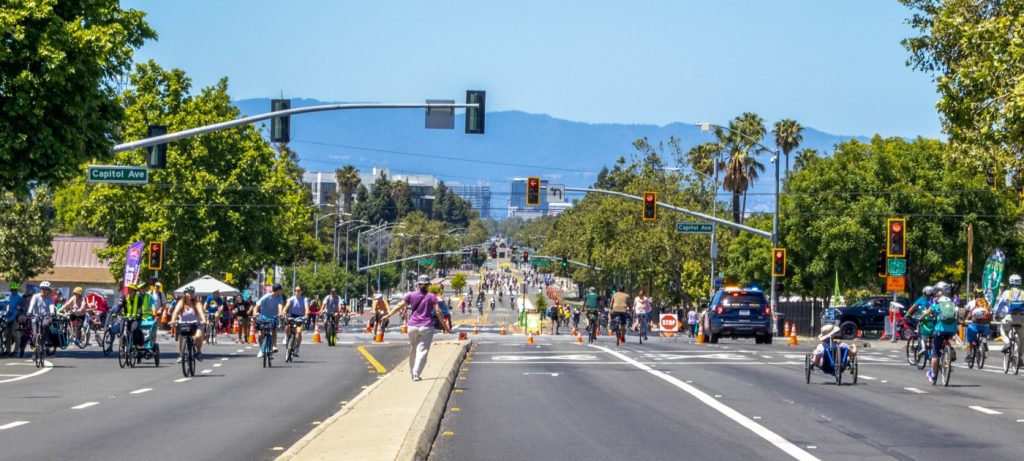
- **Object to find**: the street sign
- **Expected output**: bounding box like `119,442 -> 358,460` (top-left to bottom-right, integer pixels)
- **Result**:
887,258 -> 906,276
425,99 -> 455,129
714,277 -> 723,288
659,313 -> 679,332
225,272 -> 233,283
886,276 -> 906,292
87,165 -> 148,184
547,184 -> 566,203
676,222 -> 714,234
419,258 -> 436,266
531,259 -> 550,266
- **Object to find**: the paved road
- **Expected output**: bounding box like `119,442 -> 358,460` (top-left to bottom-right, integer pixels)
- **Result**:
431,334 -> 1024,460
0,331 -> 406,461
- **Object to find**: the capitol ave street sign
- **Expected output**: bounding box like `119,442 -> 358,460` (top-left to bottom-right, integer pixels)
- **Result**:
87,166 -> 149,184
675,222 -> 714,234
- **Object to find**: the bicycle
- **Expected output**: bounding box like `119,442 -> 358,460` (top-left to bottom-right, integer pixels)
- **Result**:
936,335 -> 954,386
1002,322 -> 1022,375
205,314 -> 218,345
32,316 -> 48,368
615,314 -> 626,346
257,318 -> 275,368
587,312 -> 598,344
636,313 -> 648,345
902,318 -> 921,366
804,335 -> 858,385
117,318 -> 134,368
176,321 -> 198,377
325,313 -> 338,347
100,314 -> 119,356
966,328 -> 988,370
284,317 -> 304,362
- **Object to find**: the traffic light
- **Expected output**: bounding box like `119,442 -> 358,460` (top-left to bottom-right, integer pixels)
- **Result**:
561,256 -> 568,268
771,248 -> 786,277
987,168 -> 997,191
465,90 -> 486,134
886,218 -> 906,258
271,99 -> 291,143
472,248 -> 478,258
642,192 -> 657,221
147,241 -> 164,271
146,125 -> 167,169
526,177 -> 541,206
876,249 -> 887,277
523,251 -> 529,263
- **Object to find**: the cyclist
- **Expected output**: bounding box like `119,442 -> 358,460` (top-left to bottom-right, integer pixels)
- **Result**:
2,282 -> 25,355
122,283 -> 155,350
232,296 -> 251,343
322,288 -> 342,331
254,284 -> 285,358
489,297 -> 496,311
810,324 -> 857,369
571,306 -> 581,331
147,277 -> 168,329
925,281 -> 959,384
584,287 -> 601,336
964,288 -> 992,363
609,287 -> 631,338
283,286 -> 308,357
204,290 -> 224,335
169,286 -> 206,362
370,293 -> 389,332
28,282 -> 57,349
59,287 -> 88,346
905,285 -> 936,344
633,289 -> 652,335
995,273 -> 1024,352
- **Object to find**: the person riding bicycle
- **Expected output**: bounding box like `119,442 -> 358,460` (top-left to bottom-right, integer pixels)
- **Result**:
995,274 -> 1024,352
810,324 -> 857,370
58,287 -> 89,346
905,285 -> 936,343
170,286 -> 207,362
28,282 -> 56,349
633,290 -> 652,334
609,288 -> 630,337
584,287 -> 601,332
283,286 -> 308,357
2,282 -> 26,355
924,281 -> 959,384
322,288 -> 342,330
369,293 -> 389,333
122,283 -> 155,350
204,290 -> 224,335
964,288 -> 992,363
254,284 -> 285,358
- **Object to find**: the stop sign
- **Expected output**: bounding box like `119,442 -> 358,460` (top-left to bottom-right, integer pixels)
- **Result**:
660,313 -> 678,331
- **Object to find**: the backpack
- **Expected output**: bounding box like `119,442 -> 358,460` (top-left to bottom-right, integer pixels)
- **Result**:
937,299 -> 957,322
971,298 -> 991,321
1008,290 -> 1024,313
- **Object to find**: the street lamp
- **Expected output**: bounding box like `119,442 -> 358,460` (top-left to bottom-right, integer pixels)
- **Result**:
657,165 -> 719,298
313,212 -> 339,274
334,219 -> 366,267
700,121 -> 782,331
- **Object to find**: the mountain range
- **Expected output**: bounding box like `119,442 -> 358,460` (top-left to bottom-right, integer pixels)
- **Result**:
233,98 -> 871,217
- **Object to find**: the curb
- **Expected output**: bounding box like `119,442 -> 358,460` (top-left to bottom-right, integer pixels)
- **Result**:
396,340 -> 471,461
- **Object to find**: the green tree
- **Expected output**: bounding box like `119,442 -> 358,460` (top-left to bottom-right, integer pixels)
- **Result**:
792,148 -> 820,173
900,0 -> 1024,169
52,62 -> 314,287
772,119 -> 804,176
334,165 -> 361,215
450,273 -> 467,293
0,1 -> 155,194
715,113 -> 767,231
0,191 -> 55,282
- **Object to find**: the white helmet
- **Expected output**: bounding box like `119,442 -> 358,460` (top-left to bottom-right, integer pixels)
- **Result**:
922,286 -> 934,296
934,281 -> 950,295
1010,274 -> 1021,287
39,281 -> 52,289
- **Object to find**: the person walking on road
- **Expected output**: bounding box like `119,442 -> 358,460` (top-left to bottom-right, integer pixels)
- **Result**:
687,307 -> 698,338
385,275 -> 448,381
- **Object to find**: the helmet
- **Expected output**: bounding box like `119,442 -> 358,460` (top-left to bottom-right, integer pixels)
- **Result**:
588,287 -> 596,292
39,281 -> 52,289
185,286 -> 196,294
934,281 -> 950,295
922,286 -> 934,296
272,284 -> 283,292
416,275 -> 431,286
1010,274 -> 1021,287
73,287 -> 83,294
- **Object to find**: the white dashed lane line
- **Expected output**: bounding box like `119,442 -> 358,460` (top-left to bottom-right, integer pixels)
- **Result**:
858,375 -> 877,380
129,388 -> 152,394
71,402 -> 99,410
213,364 -> 222,368
0,421 -> 29,430
969,406 -> 1002,415
174,378 -> 191,383
904,387 -> 928,394
200,369 -> 212,374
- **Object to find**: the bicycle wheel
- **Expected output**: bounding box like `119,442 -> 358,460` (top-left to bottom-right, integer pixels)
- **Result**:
101,330 -> 113,356
75,323 -> 88,349
262,335 -> 272,368
832,346 -> 842,386
1014,341 -> 1022,375
978,342 -> 987,369
941,345 -> 953,386
804,354 -> 812,384
286,333 -> 294,363
851,356 -> 858,384
905,337 -> 917,366
181,341 -> 190,377
117,336 -> 127,369
152,342 -> 160,368
916,339 -> 928,370
966,343 -> 975,369
1004,338 -> 1014,374
33,331 -> 44,368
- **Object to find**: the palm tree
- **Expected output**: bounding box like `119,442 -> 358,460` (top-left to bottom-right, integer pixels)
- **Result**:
730,113 -> 767,225
772,119 -> 804,176
334,165 -> 361,215
793,148 -> 819,172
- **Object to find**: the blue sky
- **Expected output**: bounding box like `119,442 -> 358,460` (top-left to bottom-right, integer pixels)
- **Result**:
123,0 -> 940,138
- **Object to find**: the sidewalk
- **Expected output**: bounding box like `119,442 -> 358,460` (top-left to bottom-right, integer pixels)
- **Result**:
278,340 -> 470,461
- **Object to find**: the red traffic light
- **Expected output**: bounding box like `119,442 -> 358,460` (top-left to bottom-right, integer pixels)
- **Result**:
526,176 -> 541,206
147,241 -> 164,271
890,221 -> 902,233
642,191 -> 657,221
774,250 -> 784,260
771,248 -> 786,277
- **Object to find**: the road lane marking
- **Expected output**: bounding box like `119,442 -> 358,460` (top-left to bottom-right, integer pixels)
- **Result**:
174,378 -> 191,383
522,372 -> 559,376
0,361 -> 52,384
71,402 -> 99,410
213,364 -> 222,367
130,388 -> 152,394
591,345 -> 819,461
221,357 -> 229,361
904,387 -> 927,394
858,375 -> 877,380
201,369 -> 212,374
357,346 -> 386,373
969,406 -> 1002,415
0,421 -> 29,430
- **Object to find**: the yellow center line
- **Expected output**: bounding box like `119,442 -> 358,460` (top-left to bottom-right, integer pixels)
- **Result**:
357,346 -> 387,374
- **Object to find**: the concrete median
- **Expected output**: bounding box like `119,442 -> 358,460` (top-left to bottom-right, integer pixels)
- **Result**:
276,339 -> 471,461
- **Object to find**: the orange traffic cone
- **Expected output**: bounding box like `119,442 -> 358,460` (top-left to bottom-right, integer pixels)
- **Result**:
365,324 -> 372,333
572,327 -> 578,336
473,323 -> 480,335
248,320 -> 256,344
232,320 -> 239,335
789,322 -> 799,346
313,322 -> 322,344
607,328 -> 613,337
401,322 -> 408,334
374,325 -> 384,343
576,332 -> 583,343
783,321 -> 790,338
499,324 -> 506,336
696,321 -> 705,344
458,331 -> 468,340
527,332 -> 535,344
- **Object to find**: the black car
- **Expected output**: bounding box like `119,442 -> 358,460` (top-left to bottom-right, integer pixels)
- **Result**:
704,288 -> 773,344
822,296 -> 912,339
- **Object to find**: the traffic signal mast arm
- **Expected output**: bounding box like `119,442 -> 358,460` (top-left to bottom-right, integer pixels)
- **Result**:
113,102 -> 482,153
562,186 -> 772,239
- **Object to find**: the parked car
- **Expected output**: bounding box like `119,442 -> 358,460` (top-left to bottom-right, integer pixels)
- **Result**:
704,287 -> 772,344
821,296 -> 912,339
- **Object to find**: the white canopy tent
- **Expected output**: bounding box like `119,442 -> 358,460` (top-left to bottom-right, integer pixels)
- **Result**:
173,275 -> 240,297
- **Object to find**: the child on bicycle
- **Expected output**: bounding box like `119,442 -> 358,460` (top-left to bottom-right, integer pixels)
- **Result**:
811,324 -> 857,370
965,288 -> 992,363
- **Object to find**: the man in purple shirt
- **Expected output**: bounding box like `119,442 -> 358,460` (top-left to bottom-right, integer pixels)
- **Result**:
385,275 -> 447,381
